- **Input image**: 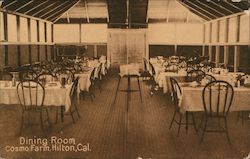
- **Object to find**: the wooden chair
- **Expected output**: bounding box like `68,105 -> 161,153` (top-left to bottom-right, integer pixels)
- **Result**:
17,80 -> 50,136
169,77 -> 197,136
186,70 -> 205,82
200,80 -> 234,144
56,77 -> 80,124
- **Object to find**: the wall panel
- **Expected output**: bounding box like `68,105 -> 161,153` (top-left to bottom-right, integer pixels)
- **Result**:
0,12 -> 4,41
219,20 -> 226,43
39,21 -> 45,42
239,14 -> 250,43
211,22 -> 217,43
176,24 -> 203,44
30,19 -> 37,42
228,17 -> 237,43
7,14 -> 17,42
7,45 -> 18,66
20,17 -> 28,42
81,24 -> 107,43
54,24 -> 80,43
148,24 -> 175,44
204,23 -> 210,43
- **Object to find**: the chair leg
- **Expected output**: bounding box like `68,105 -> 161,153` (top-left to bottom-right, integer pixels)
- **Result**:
137,77 -> 143,103
200,117 -> 207,144
169,110 -> 177,129
224,118 -> 231,145
55,107 -> 58,124
40,111 -> 46,136
19,111 -> 24,136
70,108 -> 75,124
191,113 -> 197,133
177,114 -> 183,137
113,77 -> 121,104
75,104 -> 81,118
186,112 -> 189,134
45,108 -> 51,126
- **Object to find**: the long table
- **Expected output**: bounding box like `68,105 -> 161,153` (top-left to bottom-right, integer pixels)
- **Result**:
0,81 -> 72,111
179,84 -> 250,113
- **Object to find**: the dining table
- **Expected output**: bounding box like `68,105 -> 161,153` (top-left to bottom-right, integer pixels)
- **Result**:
0,81 -> 72,122
178,82 -> 250,113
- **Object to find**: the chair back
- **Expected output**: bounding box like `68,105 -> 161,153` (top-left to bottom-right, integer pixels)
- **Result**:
186,69 -> 205,82
17,80 -> 45,110
170,77 -> 182,111
197,74 -> 216,83
55,68 -> 75,83
149,62 -> 155,76
35,73 -> 57,84
202,80 -> 234,117
90,68 -> 96,84
70,76 -> 80,99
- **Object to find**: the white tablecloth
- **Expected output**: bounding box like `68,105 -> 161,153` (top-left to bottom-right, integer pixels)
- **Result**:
156,72 -> 187,93
179,85 -> 250,113
75,70 -> 93,93
0,81 -> 72,111
119,64 -> 140,77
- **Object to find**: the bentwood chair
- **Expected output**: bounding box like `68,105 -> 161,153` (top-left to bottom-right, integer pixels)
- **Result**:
56,77 -> 80,124
196,74 -> 216,83
148,62 -> 160,96
200,81 -> 234,144
80,68 -> 96,102
186,70 -> 205,82
236,74 -> 250,125
35,73 -> 57,84
17,80 -> 50,136
169,77 -> 197,136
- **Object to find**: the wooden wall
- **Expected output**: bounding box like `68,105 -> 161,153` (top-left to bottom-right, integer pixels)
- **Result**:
204,12 -> 250,72
0,10 -> 55,70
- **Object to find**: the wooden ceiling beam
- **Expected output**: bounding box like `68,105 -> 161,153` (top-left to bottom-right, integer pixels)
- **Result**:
84,0 -> 90,23
24,0 -> 49,14
32,0 -> 60,17
50,1 -> 80,23
40,1 -> 70,19
208,0 -> 234,14
2,0 -> 18,9
177,0 -> 211,21
186,0 -> 218,19
196,0 -> 226,17
223,0 -> 243,12
14,0 -> 33,12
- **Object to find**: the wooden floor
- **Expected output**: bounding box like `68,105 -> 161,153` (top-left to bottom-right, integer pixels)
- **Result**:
0,74 -> 250,159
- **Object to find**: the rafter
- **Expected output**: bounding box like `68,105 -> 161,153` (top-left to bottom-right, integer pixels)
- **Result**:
177,0 -> 211,21
32,1 -> 60,17
2,0 -> 17,9
186,0 -> 218,19
84,0 -> 90,23
40,1 -> 69,19
196,0 -> 226,17
208,0 -> 234,14
24,0 -> 49,14
14,0 -> 33,12
50,1 -> 80,22
223,0 -> 243,12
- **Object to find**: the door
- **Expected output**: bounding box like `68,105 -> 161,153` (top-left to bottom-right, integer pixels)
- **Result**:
108,29 -> 147,68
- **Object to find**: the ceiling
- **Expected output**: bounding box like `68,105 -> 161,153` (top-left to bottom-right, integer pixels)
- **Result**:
1,0 -> 249,28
